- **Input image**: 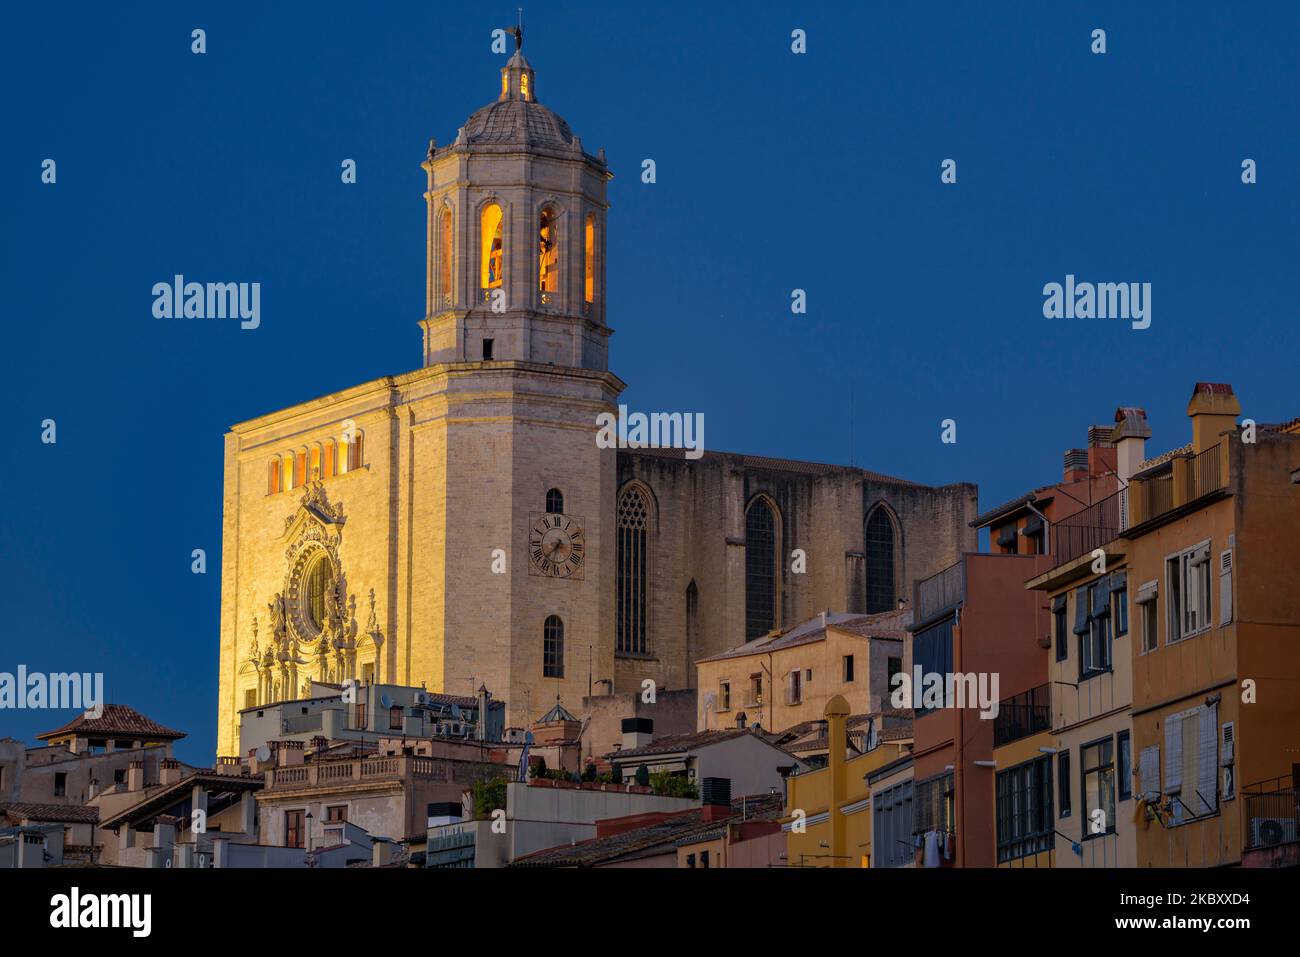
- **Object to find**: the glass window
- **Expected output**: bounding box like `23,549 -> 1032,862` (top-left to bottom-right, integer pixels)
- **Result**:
1058,750 -> 1071,818
584,213 -> 595,304
481,203 -> 504,288
546,488 -> 564,514
1081,738 -> 1115,839
1113,584 -> 1129,636
865,507 -> 897,613
616,487 -> 650,655
305,557 -> 332,632
996,755 -> 1054,863
745,499 -> 777,640
1117,730 -> 1132,801
543,615 -> 564,678
538,207 -> 559,293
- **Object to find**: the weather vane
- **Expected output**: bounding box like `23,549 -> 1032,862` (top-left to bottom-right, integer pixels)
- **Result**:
513,8 -> 524,51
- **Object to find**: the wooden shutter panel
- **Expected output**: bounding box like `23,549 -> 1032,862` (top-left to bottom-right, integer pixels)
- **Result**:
1219,550 -> 1233,626
1164,715 -> 1183,794
1139,745 -> 1160,800
1197,705 -> 1218,814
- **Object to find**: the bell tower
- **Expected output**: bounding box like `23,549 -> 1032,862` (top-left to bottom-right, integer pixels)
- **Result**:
420,38 -> 611,371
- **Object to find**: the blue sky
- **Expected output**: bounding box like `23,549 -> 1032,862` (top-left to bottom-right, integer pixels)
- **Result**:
3,2 -> 1297,763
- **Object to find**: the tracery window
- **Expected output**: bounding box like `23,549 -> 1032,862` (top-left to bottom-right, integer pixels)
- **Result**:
745,498 -> 778,640
865,505 -> 899,614
617,486 -> 651,655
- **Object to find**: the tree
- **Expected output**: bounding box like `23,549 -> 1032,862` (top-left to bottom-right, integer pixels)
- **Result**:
634,764 -> 650,787
649,771 -> 699,799
472,777 -> 508,818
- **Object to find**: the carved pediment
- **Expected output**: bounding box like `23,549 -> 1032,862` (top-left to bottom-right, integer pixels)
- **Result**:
281,480 -> 346,540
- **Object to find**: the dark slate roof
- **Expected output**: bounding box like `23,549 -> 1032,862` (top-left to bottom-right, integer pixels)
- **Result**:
623,446 -> 927,488
98,771 -> 263,830
36,704 -> 186,742
697,607 -> 910,664
510,793 -> 784,867
0,802 -> 100,824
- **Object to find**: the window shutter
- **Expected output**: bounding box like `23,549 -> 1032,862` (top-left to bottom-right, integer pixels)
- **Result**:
1136,579 -> 1158,605
1138,745 -> 1160,800
1073,587 -> 1090,635
1219,550 -> 1233,626
1197,705 -> 1218,814
1092,575 -> 1112,617
1164,715 -> 1182,794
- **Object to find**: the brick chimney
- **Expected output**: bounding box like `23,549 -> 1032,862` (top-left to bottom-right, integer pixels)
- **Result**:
621,717 -> 653,751
700,777 -> 733,822
159,758 -> 184,786
273,740 -> 305,767
1112,407 -> 1152,485
127,760 -> 144,792
1187,382 -> 1240,454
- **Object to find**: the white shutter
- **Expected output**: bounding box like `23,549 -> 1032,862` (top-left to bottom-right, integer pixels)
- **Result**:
1197,705 -> 1218,814
1164,714 -> 1183,794
1219,550 -> 1233,626
1139,745 -> 1160,800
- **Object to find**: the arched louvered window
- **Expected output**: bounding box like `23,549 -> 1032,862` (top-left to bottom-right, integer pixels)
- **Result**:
617,486 -> 651,655
745,498 -> 778,640
543,615 -> 564,678
865,506 -> 899,613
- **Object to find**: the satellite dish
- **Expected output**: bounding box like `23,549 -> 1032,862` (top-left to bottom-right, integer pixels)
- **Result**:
450,704 -> 463,720
255,745 -> 272,763
380,694 -> 393,709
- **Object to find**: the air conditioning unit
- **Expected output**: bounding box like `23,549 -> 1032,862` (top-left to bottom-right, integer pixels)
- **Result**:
413,692 -> 429,706
439,721 -> 467,737
1250,817 -> 1297,847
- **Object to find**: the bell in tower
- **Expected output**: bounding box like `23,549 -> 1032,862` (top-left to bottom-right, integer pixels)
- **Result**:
420,36 -> 612,372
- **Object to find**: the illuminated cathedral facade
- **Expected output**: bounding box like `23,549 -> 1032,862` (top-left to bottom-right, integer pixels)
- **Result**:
214,44 -> 976,757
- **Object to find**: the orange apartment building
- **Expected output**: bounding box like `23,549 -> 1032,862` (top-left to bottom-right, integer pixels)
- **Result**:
1122,383 -> 1300,868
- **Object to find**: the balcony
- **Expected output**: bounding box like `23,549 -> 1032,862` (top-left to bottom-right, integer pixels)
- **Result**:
1128,442 -> 1228,531
1051,491 -> 1121,569
913,560 -> 966,629
265,755 -> 517,792
992,684 -> 1051,747
1242,775 -> 1299,866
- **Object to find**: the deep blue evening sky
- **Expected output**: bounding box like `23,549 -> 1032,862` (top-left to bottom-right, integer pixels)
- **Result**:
3,2 -> 1297,762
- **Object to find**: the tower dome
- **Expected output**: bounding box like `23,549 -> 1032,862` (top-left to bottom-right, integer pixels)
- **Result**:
459,50 -> 577,150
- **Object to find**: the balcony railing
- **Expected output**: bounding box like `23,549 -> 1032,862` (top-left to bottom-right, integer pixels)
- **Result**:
1051,491 -> 1121,569
914,560 -> 965,626
267,755 -> 517,790
993,683 -> 1051,747
1131,443 -> 1226,528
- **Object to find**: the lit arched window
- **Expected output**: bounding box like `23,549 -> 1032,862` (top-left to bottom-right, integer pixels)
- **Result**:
295,451 -> 307,488
584,213 -> 595,305
538,207 -> 559,294
546,488 -> 564,514
348,431 -> 364,471
268,459 -> 281,495
309,446 -> 321,482
543,615 -> 564,678
324,440 -> 337,478
481,203 -> 504,289
305,556 -> 332,633
865,505 -> 899,614
745,498 -> 778,641
617,486 -> 651,655
439,208 -> 453,305
284,454 -> 295,489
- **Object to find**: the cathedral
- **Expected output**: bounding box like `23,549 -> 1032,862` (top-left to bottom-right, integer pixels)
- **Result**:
214,41 -> 977,757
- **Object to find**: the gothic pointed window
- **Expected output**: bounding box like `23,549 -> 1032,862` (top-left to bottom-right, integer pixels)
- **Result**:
481,203 -> 504,289
539,207 -> 559,294
745,498 -> 778,641
439,208 -> 453,306
543,615 -> 564,678
305,556 -> 332,633
617,486 -> 651,655
865,505 -> 899,613
584,213 -> 595,305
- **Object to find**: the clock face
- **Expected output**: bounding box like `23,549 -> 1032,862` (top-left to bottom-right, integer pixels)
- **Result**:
528,512 -> 585,579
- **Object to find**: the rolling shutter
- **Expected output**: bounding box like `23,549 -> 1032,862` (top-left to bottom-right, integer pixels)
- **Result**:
1196,705 -> 1219,814
1164,715 -> 1182,794
1138,745 -> 1160,800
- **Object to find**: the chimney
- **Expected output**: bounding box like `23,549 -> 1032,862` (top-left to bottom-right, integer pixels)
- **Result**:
1062,448 -> 1089,483
1086,424 -> 1117,477
160,758 -> 184,786
700,777 -> 732,822
273,740 -> 305,767
1187,382 -> 1240,454
1112,407 -> 1152,485
127,760 -> 144,792
621,717 -> 653,751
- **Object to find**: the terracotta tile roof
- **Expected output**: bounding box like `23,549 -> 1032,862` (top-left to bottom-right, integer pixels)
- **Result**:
606,727 -> 754,760
696,607 -> 911,664
36,704 -> 185,742
510,793 -> 784,867
0,802 -> 100,824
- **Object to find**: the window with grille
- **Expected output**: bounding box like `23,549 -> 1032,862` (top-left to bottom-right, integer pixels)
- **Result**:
996,755 -> 1053,862
865,507 -> 897,613
543,615 -> 565,678
745,499 -> 777,640
616,487 -> 650,654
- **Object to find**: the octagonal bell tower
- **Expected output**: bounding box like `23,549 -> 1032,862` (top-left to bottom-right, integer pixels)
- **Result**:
421,45 -> 611,370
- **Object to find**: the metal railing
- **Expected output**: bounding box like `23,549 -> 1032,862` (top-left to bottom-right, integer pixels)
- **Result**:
1051,492 -> 1120,568
992,683 -> 1051,747
914,560 -> 965,626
